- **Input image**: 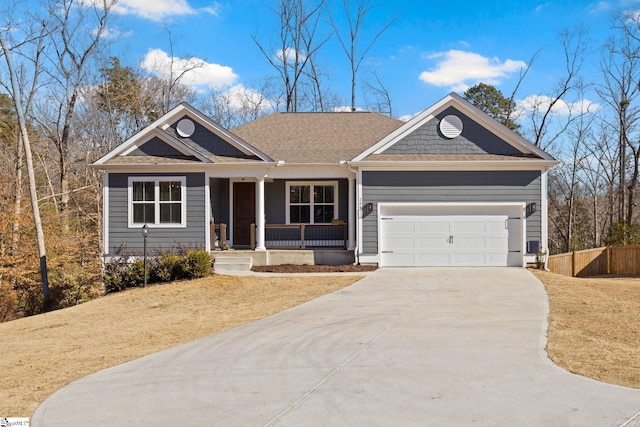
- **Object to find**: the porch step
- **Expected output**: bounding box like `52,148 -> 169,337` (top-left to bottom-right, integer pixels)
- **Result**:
213,256 -> 253,273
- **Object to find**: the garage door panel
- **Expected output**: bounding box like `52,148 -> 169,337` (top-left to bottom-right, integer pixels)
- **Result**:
380,210 -> 521,267
416,236 -> 449,249
486,237 -> 508,249
416,253 -> 451,266
384,237 -> 416,250
452,220 -> 486,233
454,236 -> 486,249
384,220 -> 416,234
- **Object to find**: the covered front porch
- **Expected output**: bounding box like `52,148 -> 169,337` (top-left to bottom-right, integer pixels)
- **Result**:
206,169 -> 358,264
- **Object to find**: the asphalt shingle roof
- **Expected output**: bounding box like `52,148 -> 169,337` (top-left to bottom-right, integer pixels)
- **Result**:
232,112 -> 404,163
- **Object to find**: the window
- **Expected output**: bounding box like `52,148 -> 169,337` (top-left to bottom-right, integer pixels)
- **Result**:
286,181 -> 337,224
129,177 -> 186,227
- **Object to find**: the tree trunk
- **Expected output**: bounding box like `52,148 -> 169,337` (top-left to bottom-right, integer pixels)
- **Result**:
0,36 -> 49,306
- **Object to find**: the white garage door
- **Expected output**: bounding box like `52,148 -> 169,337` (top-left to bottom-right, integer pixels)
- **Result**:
380,214 -> 512,267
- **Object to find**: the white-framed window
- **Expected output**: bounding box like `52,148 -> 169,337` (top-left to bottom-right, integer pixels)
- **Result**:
286,181 -> 338,224
128,176 -> 186,227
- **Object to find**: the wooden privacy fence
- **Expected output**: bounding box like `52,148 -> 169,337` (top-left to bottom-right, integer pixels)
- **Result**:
547,246 -> 640,277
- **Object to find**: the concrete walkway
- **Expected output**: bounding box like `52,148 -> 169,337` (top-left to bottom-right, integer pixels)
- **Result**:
33,268 -> 640,426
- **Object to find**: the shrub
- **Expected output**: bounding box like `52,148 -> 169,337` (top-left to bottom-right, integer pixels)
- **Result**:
103,257 -> 146,293
183,250 -> 212,279
156,253 -> 185,282
103,250 -> 212,294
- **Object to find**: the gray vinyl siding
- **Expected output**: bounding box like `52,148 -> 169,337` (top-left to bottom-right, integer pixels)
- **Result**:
107,172 -> 206,255
129,137 -> 186,157
362,170 -> 542,254
169,115 -> 248,157
383,106 -> 523,156
265,179 -> 349,224
210,178 -> 229,225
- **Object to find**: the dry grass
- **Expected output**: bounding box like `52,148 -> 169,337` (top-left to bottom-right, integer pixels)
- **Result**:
0,274 -> 360,417
531,269 -> 640,389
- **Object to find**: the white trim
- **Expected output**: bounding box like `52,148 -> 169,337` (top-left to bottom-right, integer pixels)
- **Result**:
256,177 -> 266,250
103,173 -> 109,255
127,176 -> 187,228
204,178 -> 211,252
347,177 -> 356,250
356,169 -> 363,261
352,160 -> 558,171
285,181 -> 339,224
541,168 -> 550,258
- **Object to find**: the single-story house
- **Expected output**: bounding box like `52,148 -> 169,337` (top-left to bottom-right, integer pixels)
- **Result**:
93,92 -> 558,267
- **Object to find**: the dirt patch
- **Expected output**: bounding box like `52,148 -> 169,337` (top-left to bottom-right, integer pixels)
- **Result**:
251,264 -> 378,273
530,269 -> 640,388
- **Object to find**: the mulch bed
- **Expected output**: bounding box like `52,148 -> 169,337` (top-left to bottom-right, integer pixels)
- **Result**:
251,264 -> 378,273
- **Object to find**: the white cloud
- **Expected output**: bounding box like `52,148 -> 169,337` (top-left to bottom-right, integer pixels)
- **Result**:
140,48 -> 237,89
587,1 -> 611,15
515,95 -> 601,117
223,84 -> 275,111
114,0 -> 219,21
274,47 -> 306,63
95,26 -> 133,40
419,50 -> 526,92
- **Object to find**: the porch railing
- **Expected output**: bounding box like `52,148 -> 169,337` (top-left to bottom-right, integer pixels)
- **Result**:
210,223 -> 228,250
251,223 -> 348,249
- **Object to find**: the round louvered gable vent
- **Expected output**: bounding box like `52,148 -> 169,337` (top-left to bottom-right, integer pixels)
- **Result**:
176,118 -> 196,138
439,115 -> 463,138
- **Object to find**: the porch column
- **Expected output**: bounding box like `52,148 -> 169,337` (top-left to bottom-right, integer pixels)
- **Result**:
348,176 -> 356,250
255,176 -> 266,251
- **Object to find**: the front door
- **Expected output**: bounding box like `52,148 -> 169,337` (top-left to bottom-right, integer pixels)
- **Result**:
233,182 -> 255,247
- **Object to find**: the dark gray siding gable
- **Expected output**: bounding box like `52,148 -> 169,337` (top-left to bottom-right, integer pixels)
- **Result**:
129,137 -> 188,157
170,115 -> 249,158
361,170 -> 542,254
383,106 -> 524,156
107,172 -> 206,255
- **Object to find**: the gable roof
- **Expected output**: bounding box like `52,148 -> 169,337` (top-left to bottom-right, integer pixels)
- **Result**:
93,102 -> 272,167
232,112 -> 404,164
353,92 -> 556,163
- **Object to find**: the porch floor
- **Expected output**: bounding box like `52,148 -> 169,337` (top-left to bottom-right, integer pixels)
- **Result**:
210,249 -> 355,266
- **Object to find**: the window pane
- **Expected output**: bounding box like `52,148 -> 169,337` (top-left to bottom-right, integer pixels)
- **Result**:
290,205 -> 310,223
290,185 -> 310,204
160,181 -> 181,201
314,205 -> 334,223
314,185 -> 334,204
160,203 -> 181,223
133,203 -> 154,223
133,181 -> 154,201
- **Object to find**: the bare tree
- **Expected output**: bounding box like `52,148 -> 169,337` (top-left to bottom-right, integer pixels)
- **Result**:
35,0 -> 116,217
363,69 -> 392,116
253,0 -> 331,112
519,28 -> 588,152
328,0 -> 395,111
597,14 -> 640,225
0,9 -> 50,304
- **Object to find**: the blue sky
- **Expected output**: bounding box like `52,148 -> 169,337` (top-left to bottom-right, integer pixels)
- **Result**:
109,0 -> 625,120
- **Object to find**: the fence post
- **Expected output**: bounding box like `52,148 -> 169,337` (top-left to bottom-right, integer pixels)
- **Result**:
571,251 -> 576,277
250,223 -> 256,250
220,224 -> 227,250
300,224 -> 305,249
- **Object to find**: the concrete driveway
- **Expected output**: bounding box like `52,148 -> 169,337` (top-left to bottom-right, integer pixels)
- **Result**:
33,268 -> 640,426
